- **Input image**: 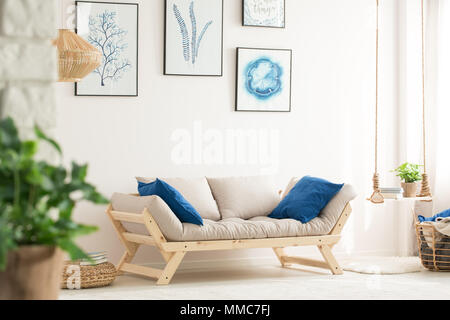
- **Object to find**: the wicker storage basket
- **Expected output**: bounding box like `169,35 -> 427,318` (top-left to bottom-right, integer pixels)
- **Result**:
61,262 -> 117,289
416,222 -> 450,271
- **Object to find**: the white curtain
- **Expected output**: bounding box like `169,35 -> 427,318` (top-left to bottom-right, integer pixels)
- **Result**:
423,0 -> 450,213
400,0 -> 450,217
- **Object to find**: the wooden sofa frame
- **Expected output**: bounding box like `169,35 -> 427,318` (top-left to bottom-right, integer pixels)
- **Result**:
106,201 -> 352,285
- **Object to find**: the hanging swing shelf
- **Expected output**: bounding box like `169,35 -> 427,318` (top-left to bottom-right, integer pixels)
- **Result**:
367,194 -> 432,204
382,196 -> 432,202
368,0 -> 432,205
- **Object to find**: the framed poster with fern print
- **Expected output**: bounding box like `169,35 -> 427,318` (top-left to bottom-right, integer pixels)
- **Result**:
75,1 -> 138,96
164,0 -> 223,76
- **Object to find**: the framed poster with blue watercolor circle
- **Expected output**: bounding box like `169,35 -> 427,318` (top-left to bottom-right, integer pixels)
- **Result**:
236,47 -> 292,112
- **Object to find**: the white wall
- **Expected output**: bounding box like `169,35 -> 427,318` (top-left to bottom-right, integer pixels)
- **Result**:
0,0 -> 57,145
56,0 -> 402,265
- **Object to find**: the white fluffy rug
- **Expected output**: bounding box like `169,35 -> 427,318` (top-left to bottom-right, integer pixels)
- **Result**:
343,256 -> 423,274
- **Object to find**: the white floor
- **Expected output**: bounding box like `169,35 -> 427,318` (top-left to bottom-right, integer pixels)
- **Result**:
59,262 -> 450,300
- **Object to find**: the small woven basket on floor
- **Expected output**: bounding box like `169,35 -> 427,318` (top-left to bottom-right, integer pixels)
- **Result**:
416,222 -> 450,271
61,262 -> 117,289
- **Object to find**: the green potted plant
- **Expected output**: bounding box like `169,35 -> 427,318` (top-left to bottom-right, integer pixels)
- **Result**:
392,162 -> 422,198
0,117 -> 108,300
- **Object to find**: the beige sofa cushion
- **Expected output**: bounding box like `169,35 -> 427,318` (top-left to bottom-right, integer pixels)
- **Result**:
281,177 -> 298,199
136,177 -> 221,221
207,176 -> 280,220
321,184 -> 357,222
111,184 -> 357,242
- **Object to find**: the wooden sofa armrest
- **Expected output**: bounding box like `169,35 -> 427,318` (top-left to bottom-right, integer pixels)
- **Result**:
329,202 -> 352,235
110,193 -> 183,241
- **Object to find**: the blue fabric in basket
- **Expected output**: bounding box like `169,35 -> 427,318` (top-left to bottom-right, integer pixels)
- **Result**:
418,209 -> 450,223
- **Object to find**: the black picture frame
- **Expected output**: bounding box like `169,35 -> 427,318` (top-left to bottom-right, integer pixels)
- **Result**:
242,0 -> 286,29
164,0 -> 224,77
74,1 -> 139,97
235,47 -> 292,113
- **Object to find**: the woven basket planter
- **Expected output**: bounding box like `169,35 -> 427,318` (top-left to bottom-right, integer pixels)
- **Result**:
0,246 -> 64,300
61,262 -> 117,289
416,222 -> 450,271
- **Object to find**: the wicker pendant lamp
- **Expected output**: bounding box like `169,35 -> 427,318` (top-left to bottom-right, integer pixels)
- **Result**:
54,29 -> 102,82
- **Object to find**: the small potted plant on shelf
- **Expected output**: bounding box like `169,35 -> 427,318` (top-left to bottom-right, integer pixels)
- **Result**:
392,162 -> 422,198
0,117 -> 108,300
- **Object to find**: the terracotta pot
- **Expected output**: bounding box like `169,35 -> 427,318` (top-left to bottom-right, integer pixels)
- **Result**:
0,246 -> 64,300
401,182 -> 418,198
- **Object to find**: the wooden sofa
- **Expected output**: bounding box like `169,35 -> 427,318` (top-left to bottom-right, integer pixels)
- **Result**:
107,176 -> 356,285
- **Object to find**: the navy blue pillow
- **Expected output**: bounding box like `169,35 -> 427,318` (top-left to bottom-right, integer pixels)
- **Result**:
138,179 -> 203,226
269,176 -> 344,223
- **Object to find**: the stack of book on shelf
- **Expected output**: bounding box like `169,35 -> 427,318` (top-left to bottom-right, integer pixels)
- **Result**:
79,251 -> 108,266
380,187 -> 404,200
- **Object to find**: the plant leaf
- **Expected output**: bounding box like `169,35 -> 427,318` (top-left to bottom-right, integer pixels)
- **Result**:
57,238 -> 90,261
0,117 -> 21,151
34,126 -> 62,155
71,162 -> 88,183
21,141 -> 38,159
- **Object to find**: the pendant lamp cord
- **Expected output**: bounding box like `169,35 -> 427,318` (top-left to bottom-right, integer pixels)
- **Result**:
421,0 -> 426,173
373,0 -> 381,193
375,0 -> 379,176
420,0 -> 432,197
369,0 -> 383,203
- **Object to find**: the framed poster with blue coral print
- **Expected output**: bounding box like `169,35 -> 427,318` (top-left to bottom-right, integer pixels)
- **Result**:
236,47 -> 292,112
75,1 -> 138,96
164,0 -> 223,76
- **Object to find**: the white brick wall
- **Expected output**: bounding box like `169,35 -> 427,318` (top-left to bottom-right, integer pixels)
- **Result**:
1,84 -> 56,137
0,41 -> 57,81
0,0 -> 57,145
1,0 -> 57,39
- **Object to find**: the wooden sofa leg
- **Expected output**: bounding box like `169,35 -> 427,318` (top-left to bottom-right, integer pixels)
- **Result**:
318,245 -> 343,275
156,251 -> 186,285
116,244 -> 140,276
273,247 -> 291,267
